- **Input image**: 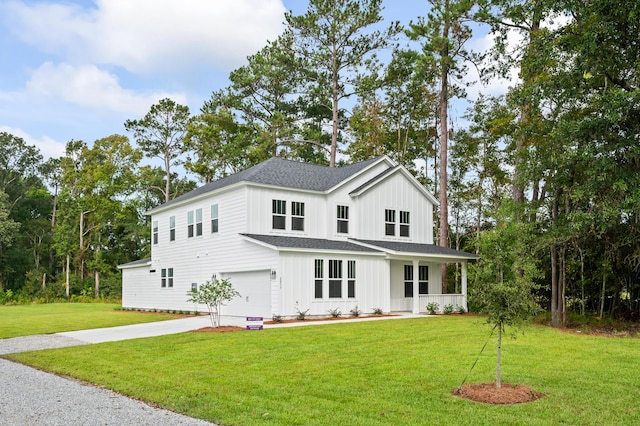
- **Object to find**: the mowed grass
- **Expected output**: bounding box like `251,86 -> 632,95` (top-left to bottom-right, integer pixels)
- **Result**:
7,316 -> 640,425
0,303 -> 184,338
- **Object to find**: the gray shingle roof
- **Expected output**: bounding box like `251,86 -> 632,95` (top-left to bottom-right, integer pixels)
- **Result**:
148,156 -> 383,213
350,239 -> 479,259
117,258 -> 152,269
242,234 -> 381,253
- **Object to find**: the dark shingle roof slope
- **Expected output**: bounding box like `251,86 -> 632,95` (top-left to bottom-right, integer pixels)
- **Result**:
117,258 -> 152,268
148,156 -> 383,213
242,234 -> 380,253
350,239 -> 479,259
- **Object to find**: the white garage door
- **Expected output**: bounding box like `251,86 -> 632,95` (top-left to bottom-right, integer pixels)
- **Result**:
223,270 -> 271,318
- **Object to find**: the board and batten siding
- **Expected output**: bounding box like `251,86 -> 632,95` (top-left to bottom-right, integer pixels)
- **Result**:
245,186 -> 327,238
389,260 -> 442,311
278,252 -> 389,317
354,172 -> 434,243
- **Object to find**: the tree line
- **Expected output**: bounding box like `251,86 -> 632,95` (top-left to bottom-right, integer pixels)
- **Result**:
0,0 -> 637,326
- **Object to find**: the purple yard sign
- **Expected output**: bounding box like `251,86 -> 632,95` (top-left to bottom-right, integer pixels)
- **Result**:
246,317 -> 264,330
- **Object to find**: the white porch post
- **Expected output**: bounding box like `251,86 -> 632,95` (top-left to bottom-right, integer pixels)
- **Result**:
412,260 -> 420,314
461,261 -> 468,311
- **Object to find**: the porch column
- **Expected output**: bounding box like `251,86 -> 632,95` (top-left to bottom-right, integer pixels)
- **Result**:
461,261 -> 468,311
412,260 -> 420,314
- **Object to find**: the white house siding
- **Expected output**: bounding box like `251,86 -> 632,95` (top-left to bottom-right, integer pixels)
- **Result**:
278,251 -> 388,317
354,172 -> 434,243
245,186 -> 327,238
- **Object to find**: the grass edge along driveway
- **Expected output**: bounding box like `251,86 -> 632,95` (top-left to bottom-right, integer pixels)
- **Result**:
8,316 -> 640,426
0,303 -> 186,338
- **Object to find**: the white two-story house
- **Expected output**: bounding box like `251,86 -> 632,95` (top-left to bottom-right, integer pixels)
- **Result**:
119,156 -> 477,319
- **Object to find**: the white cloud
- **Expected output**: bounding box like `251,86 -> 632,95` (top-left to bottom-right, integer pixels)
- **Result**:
26,62 -> 186,115
3,0 -> 286,74
0,125 -> 66,160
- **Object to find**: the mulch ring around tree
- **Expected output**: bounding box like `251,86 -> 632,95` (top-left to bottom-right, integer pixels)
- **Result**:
453,382 -> 544,404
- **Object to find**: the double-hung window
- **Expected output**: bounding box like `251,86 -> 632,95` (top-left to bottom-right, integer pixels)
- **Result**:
187,211 -> 194,238
347,260 -> 356,298
152,220 -> 158,245
272,199 -> 286,230
419,265 -> 429,294
385,209 -> 396,236
195,208 -> 203,236
211,204 -> 218,233
400,211 -> 410,237
337,205 -> 349,234
291,201 -> 305,231
329,260 -> 342,298
169,216 -> 175,241
404,265 -> 413,297
314,259 -> 323,299
161,268 -> 174,288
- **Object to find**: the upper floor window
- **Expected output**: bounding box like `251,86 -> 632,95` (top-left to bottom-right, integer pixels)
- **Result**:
152,220 -> 158,245
272,199 -> 286,230
195,208 -> 203,236
385,209 -> 396,236
400,211 -> 410,237
329,259 -> 342,298
291,201 -> 305,231
169,216 -> 175,241
187,211 -> 194,238
211,204 -> 218,233
337,205 -> 349,234
314,259 -> 323,299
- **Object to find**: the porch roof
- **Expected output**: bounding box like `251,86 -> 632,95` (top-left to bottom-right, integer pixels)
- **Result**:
349,239 -> 479,261
241,234 -> 381,253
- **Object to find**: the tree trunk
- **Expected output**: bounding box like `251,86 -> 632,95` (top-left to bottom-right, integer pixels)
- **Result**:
438,4 -> 451,293
65,254 -> 70,300
330,40 -> 339,167
94,270 -> 99,299
496,324 -> 502,389
599,270 -> 606,318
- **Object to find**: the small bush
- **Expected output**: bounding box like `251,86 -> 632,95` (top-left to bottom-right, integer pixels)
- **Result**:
328,307 -> 342,318
350,305 -> 362,317
272,314 -> 283,323
456,305 -> 466,314
426,302 -> 439,315
296,307 -> 310,320
443,304 -> 454,315
372,307 -> 383,315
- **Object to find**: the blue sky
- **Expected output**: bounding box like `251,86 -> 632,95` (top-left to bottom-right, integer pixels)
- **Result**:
0,0 -> 507,162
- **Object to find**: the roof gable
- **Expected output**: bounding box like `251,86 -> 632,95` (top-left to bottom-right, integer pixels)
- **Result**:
349,166 -> 439,205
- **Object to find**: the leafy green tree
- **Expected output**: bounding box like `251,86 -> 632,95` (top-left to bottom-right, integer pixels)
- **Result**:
471,204 -> 541,388
186,278 -> 241,327
125,98 -> 191,203
286,0 -> 400,166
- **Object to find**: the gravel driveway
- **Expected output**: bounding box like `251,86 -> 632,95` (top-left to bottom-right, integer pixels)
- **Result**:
0,335 -> 214,426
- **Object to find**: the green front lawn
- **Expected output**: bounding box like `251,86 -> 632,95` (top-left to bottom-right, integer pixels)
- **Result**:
7,316 -> 640,425
0,303 -> 184,338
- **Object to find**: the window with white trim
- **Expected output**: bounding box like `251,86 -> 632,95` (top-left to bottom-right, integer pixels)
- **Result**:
385,209 -> 396,236
291,201 -> 305,231
152,220 -> 158,245
211,204 -> 218,233
337,205 -> 349,234
347,260 -> 356,298
169,216 -> 175,241
161,268 -> 174,288
419,265 -> 429,294
329,259 -> 342,298
272,199 -> 286,230
400,211 -> 410,237
195,208 -> 203,236
314,259 -> 323,299
404,265 -> 413,297
187,211 -> 194,238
